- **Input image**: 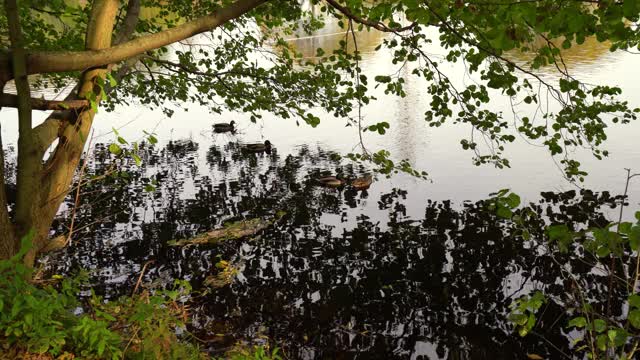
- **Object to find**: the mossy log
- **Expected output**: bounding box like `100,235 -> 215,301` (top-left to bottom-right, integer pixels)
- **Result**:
170,214 -> 283,246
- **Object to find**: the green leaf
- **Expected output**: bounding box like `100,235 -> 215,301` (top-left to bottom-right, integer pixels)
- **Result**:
607,328 -> 628,347
496,206 -> 512,219
108,143 -> 122,156
547,224 -> 573,252
11,229 -> 34,262
629,294 -> 640,308
623,0 -> 639,18
106,72 -> 117,87
593,319 -> 606,333
568,316 -> 587,328
24,313 -> 32,326
547,224 -> 568,239
596,334 -> 608,351
630,226 -> 640,250
90,99 -> 98,113
596,245 -> 611,258
629,310 -> 640,328
509,313 -> 528,326
506,193 -> 521,208
619,222 -> 632,234
518,326 -> 529,337
526,312 -> 536,329
132,154 -> 142,166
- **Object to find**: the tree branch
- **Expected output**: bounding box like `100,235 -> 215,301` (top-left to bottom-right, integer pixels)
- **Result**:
30,0 -> 143,155
324,0 -> 418,33
0,0 -> 267,77
114,0 -> 141,45
0,93 -> 89,111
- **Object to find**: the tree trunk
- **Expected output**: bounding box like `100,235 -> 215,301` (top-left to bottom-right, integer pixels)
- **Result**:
3,0 -> 32,261
0,124 -> 15,261
0,0 -> 267,265
15,0 -> 121,266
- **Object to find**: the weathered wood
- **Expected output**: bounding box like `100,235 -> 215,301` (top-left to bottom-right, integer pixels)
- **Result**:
170,217 -> 278,246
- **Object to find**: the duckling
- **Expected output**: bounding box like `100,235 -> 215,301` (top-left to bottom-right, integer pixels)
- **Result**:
244,140 -> 272,153
213,120 -> 236,133
317,176 -> 345,188
351,175 -> 373,190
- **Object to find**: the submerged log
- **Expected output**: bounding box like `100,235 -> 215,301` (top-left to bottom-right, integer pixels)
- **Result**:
169,213 -> 284,246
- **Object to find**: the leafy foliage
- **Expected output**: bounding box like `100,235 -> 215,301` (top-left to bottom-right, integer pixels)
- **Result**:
8,0 -> 640,180
508,291 -> 545,337
222,345 -> 283,360
0,234 -> 203,359
0,234 -> 121,358
498,189 -> 640,358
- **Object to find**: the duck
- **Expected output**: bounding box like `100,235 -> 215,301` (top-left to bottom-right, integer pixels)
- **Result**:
317,176 -> 345,188
351,175 -> 373,190
244,140 -> 272,153
213,120 -> 236,133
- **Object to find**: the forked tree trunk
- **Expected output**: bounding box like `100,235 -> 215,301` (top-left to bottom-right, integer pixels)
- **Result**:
22,0 -> 120,266
0,0 -> 120,266
0,0 -> 266,265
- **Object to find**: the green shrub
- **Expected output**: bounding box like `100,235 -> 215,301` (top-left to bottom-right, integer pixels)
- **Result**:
223,345 -> 283,360
0,234 -> 203,359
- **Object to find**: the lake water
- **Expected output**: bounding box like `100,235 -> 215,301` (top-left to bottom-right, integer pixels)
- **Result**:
1,17 -> 640,359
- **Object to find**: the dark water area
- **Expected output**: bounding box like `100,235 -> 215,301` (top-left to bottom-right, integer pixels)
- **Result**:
42,138 -> 628,359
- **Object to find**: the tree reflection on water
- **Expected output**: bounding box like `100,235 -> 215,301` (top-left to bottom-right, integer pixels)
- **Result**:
45,139 -> 624,359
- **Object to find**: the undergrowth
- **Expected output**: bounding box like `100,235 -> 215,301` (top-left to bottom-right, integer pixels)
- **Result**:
0,234 -> 280,360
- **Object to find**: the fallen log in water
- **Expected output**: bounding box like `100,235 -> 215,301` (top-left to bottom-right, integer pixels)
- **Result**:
169,213 -> 285,246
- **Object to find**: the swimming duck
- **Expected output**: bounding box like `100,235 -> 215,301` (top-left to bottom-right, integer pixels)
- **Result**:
213,120 -> 236,133
351,175 -> 373,190
317,176 -> 344,188
244,140 -> 272,153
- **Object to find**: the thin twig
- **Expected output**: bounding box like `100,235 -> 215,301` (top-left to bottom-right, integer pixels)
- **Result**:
348,19 -> 368,156
65,130 -> 94,247
132,260 -> 154,296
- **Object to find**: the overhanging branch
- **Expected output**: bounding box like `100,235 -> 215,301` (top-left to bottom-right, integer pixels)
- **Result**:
324,0 -> 418,33
0,93 -> 89,111
0,0 -> 267,78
